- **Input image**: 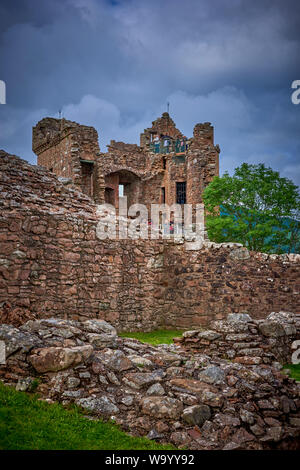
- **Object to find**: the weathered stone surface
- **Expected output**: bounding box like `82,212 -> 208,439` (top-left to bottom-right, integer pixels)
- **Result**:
62,390 -> 83,399
198,331 -> 222,341
87,333 -> 117,349
183,330 -> 201,339
98,375 -> 108,385
28,345 -> 93,372
146,383 -> 165,396
225,333 -> 250,342
107,351 -> 134,372
123,372 -> 163,390
227,313 -> 252,323
106,371 -> 120,385
232,428 -> 256,444
20,319 -> 82,337
257,399 -> 275,410
250,424 -> 265,436
147,429 -> 164,440
210,320 -> 249,334
229,247 -> 250,260
169,378 -> 217,395
170,431 -> 191,447
95,349 -> 133,372
240,409 -> 256,425
182,405 -> 211,426
15,377 -> 35,392
128,356 -> 154,368
140,396 -> 183,419
149,351 -> 182,366
82,320 -> 117,336
67,377 -> 81,389
76,396 -> 119,415
234,356 -> 262,365
200,390 -> 224,407
166,366 -> 186,377
214,413 -> 241,427
258,322 -> 286,337
260,427 -> 282,442
0,324 -> 42,356
198,366 -> 225,384
120,395 -> 134,406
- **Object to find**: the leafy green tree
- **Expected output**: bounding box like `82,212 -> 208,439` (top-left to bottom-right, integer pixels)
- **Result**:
203,163 -> 300,253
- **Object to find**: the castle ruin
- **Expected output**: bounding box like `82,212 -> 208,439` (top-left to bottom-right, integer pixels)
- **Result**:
32,113 -> 219,210
0,114 -> 299,331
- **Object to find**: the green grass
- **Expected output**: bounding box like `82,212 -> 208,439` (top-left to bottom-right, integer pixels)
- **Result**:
283,364 -> 300,381
119,329 -> 185,346
0,382 -> 174,450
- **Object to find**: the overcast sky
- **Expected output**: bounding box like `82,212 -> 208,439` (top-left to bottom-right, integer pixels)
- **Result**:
0,0 -> 299,186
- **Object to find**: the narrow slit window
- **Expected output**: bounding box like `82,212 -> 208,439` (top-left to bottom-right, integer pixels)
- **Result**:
81,161 -> 94,197
176,182 -> 186,204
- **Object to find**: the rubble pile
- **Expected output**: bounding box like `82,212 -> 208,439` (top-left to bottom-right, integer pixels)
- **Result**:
175,311 -> 300,365
0,312 -> 299,450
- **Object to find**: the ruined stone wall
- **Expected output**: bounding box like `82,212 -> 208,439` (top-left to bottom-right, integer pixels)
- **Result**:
101,141 -> 146,176
176,311 -> 300,366
35,133 -> 75,179
166,155 -> 187,205
100,143 -> 188,211
163,243 -> 300,329
0,151 -> 166,331
32,118 -> 104,199
140,112 -> 183,148
0,152 -> 299,331
186,123 -> 220,205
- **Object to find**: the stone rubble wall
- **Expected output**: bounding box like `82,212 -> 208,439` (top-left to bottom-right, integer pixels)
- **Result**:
175,311 -> 300,365
0,151 -> 299,331
0,315 -> 299,450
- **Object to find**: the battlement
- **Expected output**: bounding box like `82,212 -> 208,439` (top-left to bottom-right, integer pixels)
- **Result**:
193,122 -> 214,146
32,118 -> 99,155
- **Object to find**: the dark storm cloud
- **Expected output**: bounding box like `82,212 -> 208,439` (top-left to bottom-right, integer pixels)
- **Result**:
0,0 -> 299,185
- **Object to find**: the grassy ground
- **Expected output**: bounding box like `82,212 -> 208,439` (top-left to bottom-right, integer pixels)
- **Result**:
283,364 -> 300,381
119,329 -> 185,346
0,382 -> 174,450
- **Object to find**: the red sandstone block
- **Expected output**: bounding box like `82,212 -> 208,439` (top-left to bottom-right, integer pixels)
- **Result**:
9,221 -> 22,232
233,356 -> 262,365
2,269 -> 20,281
65,285 -> 77,295
56,231 -> 73,238
64,252 -> 81,262
16,298 -> 30,307
19,270 -> 30,280
31,225 -> 47,234
8,286 -> 20,294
